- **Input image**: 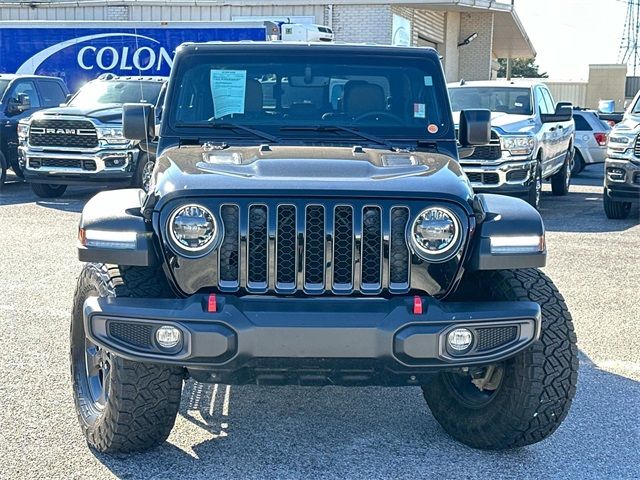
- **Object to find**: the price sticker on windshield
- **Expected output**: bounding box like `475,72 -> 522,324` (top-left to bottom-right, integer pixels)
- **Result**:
414,103 -> 426,119
210,69 -> 247,119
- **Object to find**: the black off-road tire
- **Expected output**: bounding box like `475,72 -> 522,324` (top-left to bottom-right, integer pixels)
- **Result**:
70,263 -> 184,453
603,192 -> 632,219
423,269 -> 578,450
551,148 -> 572,196
31,182 -> 67,198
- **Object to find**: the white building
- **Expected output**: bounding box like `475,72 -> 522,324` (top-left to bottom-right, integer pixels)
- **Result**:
0,0 -> 535,82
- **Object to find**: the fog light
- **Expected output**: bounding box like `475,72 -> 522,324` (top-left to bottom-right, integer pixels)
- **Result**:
155,325 -> 182,349
447,328 -> 473,352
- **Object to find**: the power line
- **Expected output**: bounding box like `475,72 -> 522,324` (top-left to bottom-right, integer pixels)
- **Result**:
619,0 -> 640,75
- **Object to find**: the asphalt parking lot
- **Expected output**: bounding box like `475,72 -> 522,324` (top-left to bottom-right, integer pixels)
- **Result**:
0,168 -> 638,480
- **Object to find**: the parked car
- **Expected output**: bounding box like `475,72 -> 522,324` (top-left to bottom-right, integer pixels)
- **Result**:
448,80 -> 575,209
20,74 -> 166,198
0,73 -> 69,188
70,42 -> 578,454
603,90 -> 640,219
571,108 -> 610,175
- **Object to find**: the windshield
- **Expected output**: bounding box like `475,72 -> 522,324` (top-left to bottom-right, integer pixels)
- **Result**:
69,80 -> 163,107
167,51 -> 451,142
449,87 -> 533,115
0,79 -> 10,100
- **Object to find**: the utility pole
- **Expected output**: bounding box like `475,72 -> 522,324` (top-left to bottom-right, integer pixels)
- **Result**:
619,0 -> 640,75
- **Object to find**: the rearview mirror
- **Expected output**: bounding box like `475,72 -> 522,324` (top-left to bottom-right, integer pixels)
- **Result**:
541,102 -> 573,123
459,109 -> 491,146
123,103 -> 157,154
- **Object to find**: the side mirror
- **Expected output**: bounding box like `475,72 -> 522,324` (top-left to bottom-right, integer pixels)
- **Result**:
123,103 -> 157,154
459,109 -> 491,146
7,93 -> 31,115
541,102 -> 573,123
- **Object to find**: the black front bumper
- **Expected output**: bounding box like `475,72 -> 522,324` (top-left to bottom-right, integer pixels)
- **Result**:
24,169 -> 134,186
84,294 -> 540,385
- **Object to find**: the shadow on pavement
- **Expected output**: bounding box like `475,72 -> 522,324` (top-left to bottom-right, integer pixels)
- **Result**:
0,179 -> 101,211
93,355 -> 640,480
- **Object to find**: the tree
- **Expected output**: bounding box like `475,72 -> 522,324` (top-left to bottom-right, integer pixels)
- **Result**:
497,58 -> 548,78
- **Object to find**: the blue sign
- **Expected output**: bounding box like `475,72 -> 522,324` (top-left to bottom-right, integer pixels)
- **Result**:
0,26 -> 267,91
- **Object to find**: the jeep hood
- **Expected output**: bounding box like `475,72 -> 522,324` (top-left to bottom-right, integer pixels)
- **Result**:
452,111 -> 536,135
31,104 -> 123,124
151,145 -> 473,208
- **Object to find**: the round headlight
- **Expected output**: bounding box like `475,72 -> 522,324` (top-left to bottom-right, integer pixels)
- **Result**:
409,207 -> 461,261
168,204 -> 217,254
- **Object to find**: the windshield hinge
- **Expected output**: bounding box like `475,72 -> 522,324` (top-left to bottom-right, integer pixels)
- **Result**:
415,140 -> 438,152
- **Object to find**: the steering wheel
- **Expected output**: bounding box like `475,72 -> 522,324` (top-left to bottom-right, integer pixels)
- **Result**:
354,111 -> 404,124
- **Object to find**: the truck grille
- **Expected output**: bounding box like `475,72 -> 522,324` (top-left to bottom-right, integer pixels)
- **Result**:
467,131 -> 501,161
634,135 -> 640,157
208,201 -> 412,295
466,172 -> 499,185
29,118 -> 98,149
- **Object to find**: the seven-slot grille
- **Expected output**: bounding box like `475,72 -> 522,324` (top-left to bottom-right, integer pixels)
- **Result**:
211,202 -> 412,295
634,134 -> 640,157
29,118 -> 98,149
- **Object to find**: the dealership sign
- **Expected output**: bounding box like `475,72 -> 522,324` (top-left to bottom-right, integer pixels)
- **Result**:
0,25 -> 267,91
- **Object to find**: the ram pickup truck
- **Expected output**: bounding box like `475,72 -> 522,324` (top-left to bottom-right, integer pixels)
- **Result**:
20,75 -> 166,198
70,43 -> 577,454
0,73 -> 69,188
603,88 -> 640,219
448,81 -> 575,209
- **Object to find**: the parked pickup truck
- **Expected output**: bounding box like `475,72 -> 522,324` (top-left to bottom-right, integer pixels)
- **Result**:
603,88 -> 640,219
20,74 -> 166,198
70,43 -> 577,454
448,80 -> 575,209
0,73 -> 69,188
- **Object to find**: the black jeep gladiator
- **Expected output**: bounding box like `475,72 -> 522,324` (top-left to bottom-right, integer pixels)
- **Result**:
71,43 -> 578,453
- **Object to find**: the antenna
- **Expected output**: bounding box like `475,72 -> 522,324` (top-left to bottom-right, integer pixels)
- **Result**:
619,0 -> 640,75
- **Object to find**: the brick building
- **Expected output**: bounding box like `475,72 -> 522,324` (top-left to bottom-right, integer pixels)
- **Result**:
0,0 -> 535,82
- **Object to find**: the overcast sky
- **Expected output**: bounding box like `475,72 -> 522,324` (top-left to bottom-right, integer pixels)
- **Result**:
515,0 -> 629,80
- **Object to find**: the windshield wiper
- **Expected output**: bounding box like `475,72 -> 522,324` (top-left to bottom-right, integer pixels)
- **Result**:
207,122 -> 279,143
280,125 -> 401,152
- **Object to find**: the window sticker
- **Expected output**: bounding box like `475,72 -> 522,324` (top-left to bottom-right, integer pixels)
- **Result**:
424,76 -> 433,86
413,103 -> 426,119
210,69 -> 247,119
427,124 -> 439,134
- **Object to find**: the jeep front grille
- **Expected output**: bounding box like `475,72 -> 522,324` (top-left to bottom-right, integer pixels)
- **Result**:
209,201 -> 412,295
29,118 -> 98,149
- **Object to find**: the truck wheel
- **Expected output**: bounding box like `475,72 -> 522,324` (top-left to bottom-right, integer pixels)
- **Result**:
31,183 -> 67,198
571,150 -> 585,176
604,192 -> 632,219
0,151 -> 6,189
70,263 -> 183,453
423,269 -> 578,450
134,153 -> 155,192
526,161 -> 542,210
551,149 -> 572,196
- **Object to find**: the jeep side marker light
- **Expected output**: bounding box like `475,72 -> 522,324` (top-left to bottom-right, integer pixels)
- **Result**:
79,229 -> 137,250
156,325 -> 182,349
447,328 -> 473,352
489,235 -> 544,255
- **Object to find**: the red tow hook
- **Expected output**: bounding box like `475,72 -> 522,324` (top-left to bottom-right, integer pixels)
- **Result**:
413,296 -> 423,315
207,294 -> 217,313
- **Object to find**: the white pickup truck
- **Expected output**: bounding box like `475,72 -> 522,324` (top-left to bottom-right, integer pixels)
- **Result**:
449,80 -> 575,209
